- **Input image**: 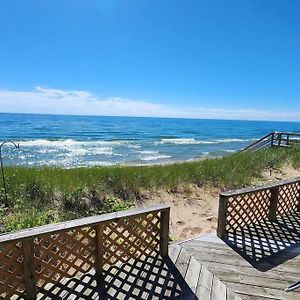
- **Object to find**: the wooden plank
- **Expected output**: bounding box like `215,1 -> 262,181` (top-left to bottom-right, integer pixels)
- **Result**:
239,295 -> 279,300
184,256 -> 201,294
185,244 -> 300,277
227,288 -> 243,300
94,224 -> 104,276
169,244 -> 182,263
226,282 -> 296,300
211,276 -> 227,300
23,239 -> 37,300
183,242 -> 299,272
200,260 -> 300,283
0,204 -> 170,244
240,133 -> 273,152
175,248 -> 191,277
214,270 -> 300,294
196,265 -> 213,299
217,195 -> 228,238
269,187 -> 279,221
220,177 -> 300,198
160,208 -> 170,257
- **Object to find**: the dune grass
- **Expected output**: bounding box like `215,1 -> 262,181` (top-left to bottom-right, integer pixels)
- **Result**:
1,145 -> 299,232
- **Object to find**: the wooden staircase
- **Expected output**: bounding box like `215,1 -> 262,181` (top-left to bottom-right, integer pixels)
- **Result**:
240,131 -> 300,152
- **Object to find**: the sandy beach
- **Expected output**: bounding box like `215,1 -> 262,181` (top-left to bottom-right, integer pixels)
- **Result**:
138,164 -> 300,241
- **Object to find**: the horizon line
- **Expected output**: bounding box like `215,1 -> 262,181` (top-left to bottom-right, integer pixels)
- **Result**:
1,110 -> 300,124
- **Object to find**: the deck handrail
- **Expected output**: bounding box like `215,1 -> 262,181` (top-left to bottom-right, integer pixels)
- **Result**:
220,177 -> 300,197
240,131 -> 300,152
217,177 -> 300,239
0,203 -> 170,244
240,132 -> 273,152
0,204 -> 170,299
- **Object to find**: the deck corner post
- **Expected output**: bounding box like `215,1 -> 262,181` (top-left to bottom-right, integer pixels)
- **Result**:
23,239 -> 37,300
95,224 -> 104,276
160,208 -> 170,257
217,194 -> 228,239
269,186 -> 279,221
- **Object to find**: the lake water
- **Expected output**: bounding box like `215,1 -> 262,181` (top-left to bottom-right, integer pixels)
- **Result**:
1,113 -> 300,167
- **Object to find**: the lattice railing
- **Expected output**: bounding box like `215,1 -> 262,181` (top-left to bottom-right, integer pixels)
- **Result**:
217,177 -> 300,238
0,204 -> 170,299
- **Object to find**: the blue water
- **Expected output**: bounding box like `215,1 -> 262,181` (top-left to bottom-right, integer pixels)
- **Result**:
1,113 -> 300,167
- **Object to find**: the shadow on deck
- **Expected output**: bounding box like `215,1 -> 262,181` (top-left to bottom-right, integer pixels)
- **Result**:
224,211 -> 300,271
38,254 -> 197,300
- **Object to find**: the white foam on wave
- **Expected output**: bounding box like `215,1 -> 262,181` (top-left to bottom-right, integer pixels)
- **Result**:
156,138 -> 215,145
66,148 -> 89,156
20,139 -> 80,147
19,139 -> 139,148
137,150 -> 159,154
156,137 -> 256,145
18,139 -> 139,158
84,161 -> 117,167
140,154 -> 172,161
215,138 -> 254,143
87,147 -> 114,155
223,149 -> 237,153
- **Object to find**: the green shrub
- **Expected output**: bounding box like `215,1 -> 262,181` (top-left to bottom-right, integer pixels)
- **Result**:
1,145 -> 300,233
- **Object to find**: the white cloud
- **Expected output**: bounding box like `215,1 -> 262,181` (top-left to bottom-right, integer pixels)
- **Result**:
0,86 -> 299,121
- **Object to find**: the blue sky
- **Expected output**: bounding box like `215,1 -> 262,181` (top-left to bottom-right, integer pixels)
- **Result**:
0,0 -> 300,120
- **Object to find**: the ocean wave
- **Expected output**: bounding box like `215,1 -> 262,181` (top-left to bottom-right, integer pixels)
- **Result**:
17,139 -> 129,159
86,147 -> 114,156
136,150 -> 159,154
18,139 -> 139,148
215,138 -> 255,143
140,154 -> 172,161
202,152 -> 210,155
155,138 -> 215,145
155,137 -> 256,145
84,161 -> 117,167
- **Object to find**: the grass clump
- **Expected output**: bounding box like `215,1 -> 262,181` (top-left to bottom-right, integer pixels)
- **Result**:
0,145 -> 299,233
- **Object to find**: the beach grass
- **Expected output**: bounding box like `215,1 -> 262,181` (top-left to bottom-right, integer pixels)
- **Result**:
1,145 -> 300,232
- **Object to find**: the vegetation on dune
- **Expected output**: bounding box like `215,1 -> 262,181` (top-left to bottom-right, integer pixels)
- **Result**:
0,145 -> 300,232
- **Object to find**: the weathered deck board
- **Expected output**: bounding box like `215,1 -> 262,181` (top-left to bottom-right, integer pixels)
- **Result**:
184,256 -> 201,294
211,277 -> 227,300
196,264 -> 214,299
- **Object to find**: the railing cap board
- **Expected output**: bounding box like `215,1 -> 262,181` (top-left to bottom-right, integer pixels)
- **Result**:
0,204 -> 170,244
219,177 -> 300,197
275,132 -> 300,136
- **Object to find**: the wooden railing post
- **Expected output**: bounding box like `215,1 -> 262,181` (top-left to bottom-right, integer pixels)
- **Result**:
23,239 -> 37,300
269,186 -> 279,221
217,194 -> 228,239
159,208 -> 170,257
271,132 -> 274,147
278,133 -> 282,146
94,224 -> 104,276
297,182 -> 300,212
